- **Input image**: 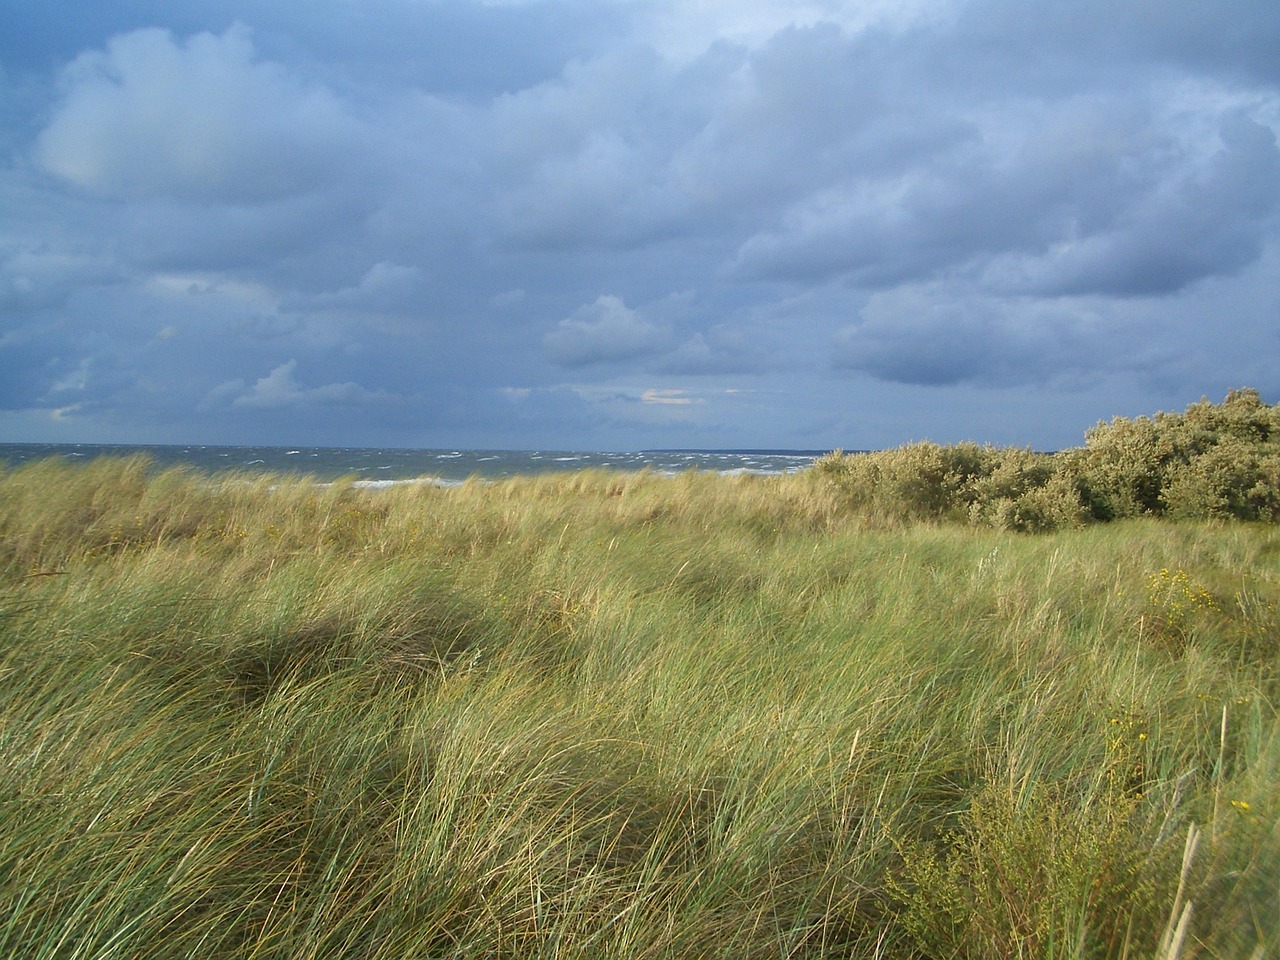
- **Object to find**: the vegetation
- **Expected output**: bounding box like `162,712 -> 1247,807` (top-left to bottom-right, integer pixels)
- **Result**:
814,388 -> 1280,530
0,392 -> 1277,958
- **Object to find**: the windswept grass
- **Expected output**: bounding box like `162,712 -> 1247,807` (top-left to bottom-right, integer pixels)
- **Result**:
0,454 -> 1276,958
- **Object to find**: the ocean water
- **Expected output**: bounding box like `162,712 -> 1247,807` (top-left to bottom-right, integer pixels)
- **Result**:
0,443 -> 831,485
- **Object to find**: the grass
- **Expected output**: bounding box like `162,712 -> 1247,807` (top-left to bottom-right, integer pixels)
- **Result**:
0,454 -> 1277,958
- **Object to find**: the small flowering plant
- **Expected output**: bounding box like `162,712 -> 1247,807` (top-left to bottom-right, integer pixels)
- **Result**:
1143,567 -> 1220,647
1105,705 -> 1151,800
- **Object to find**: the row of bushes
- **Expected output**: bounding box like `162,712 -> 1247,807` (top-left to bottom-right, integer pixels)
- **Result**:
813,389 -> 1280,531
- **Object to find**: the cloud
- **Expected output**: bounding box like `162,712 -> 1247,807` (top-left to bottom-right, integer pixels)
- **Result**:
35,24 -> 361,203
482,22 -> 962,253
207,360 -> 385,410
544,294 -> 672,366
639,0 -> 941,63
988,114 -> 1280,296
729,93 -> 1280,296
943,0 -> 1280,90
720,17 -> 1280,298
833,285 -> 1105,387
1,245 -> 121,310
3,2 -> 1279,450
656,324 -> 772,374
309,262 -> 425,312
641,388 -> 697,405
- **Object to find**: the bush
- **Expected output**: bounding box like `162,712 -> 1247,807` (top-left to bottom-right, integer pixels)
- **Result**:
815,443 -> 1088,531
818,390 -> 1280,530
964,448 -> 1090,532
892,781 -> 1178,960
1082,389 -> 1280,521
1160,438 -> 1280,521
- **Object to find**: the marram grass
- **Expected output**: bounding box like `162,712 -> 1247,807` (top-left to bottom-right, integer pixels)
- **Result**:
0,455 -> 1277,958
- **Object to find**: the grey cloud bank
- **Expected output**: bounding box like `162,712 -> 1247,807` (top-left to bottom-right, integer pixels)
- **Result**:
2,0 -> 1278,452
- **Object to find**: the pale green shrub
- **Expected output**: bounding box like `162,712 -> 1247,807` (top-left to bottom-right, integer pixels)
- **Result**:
1161,438 -> 1280,521
816,443 -> 1087,531
818,389 -> 1280,529
1082,389 -> 1280,520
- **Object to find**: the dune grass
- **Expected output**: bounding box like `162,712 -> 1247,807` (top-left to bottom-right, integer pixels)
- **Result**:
0,454 -> 1277,958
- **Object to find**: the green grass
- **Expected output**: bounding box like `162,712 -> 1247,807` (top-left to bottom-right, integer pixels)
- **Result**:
0,455 -> 1277,958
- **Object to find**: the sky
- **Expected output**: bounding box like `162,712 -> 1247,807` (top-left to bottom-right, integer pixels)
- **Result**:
2,0 -> 1278,452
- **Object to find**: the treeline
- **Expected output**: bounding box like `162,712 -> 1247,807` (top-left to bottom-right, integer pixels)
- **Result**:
813,388 -> 1280,531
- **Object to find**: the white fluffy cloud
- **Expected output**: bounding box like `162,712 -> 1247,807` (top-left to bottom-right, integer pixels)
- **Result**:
36,25 -> 361,203
544,295 -> 672,366
208,360 -> 385,410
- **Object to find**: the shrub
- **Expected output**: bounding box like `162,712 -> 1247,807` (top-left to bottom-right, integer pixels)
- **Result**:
986,470 -> 1091,533
1160,438 -> 1280,521
892,781 -> 1178,960
1082,389 -> 1280,520
1079,413 -> 1175,518
964,448 -> 1089,532
816,444 -> 1088,531
818,390 -> 1280,529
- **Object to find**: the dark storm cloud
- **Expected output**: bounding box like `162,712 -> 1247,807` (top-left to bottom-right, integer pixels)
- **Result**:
2,0 -> 1278,448
832,285 -> 1104,387
1003,114 -> 1280,297
729,42 -> 1280,298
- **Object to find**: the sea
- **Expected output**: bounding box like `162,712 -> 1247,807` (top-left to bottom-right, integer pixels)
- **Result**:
0,443 -> 832,486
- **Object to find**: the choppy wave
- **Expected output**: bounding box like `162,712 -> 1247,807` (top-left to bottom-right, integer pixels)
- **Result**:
0,443 -> 831,483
